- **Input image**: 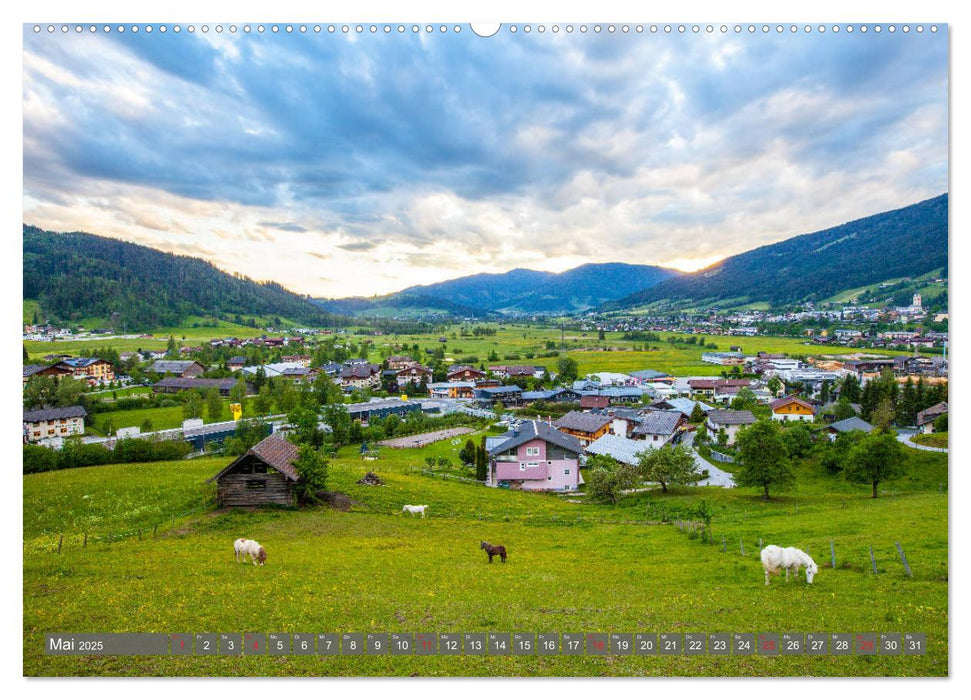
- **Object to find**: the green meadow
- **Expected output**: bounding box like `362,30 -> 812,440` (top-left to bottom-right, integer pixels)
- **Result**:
24,436 -> 948,677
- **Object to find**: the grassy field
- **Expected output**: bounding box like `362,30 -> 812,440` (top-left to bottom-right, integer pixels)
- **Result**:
23,435 -> 948,677
912,433 -> 948,449
85,400 -> 238,436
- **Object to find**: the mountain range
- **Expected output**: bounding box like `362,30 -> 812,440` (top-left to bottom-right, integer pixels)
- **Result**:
23,193 -> 948,327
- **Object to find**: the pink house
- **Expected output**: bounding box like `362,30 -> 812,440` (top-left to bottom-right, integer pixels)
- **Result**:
486,420 -> 583,492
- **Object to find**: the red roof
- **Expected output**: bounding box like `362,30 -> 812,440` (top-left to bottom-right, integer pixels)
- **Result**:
769,396 -> 816,413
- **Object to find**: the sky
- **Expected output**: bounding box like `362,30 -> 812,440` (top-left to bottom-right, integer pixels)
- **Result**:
22,24 -> 948,298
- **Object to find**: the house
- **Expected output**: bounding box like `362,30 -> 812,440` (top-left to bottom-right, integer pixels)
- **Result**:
447,366 -> 486,382
687,379 -> 718,397
339,363 -> 382,390
281,355 -> 312,367
585,433 -> 651,467
148,360 -> 207,378
153,377 -> 243,397
706,409 -> 757,445
826,416 -> 874,437
587,372 -> 636,387
632,410 -> 687,446
553,411 -> 612,446
23,405 -> 87,443
629,369 -> 674,385
41,357 -> 115,384
769,396 -> 817,422
600,386 -> 645,404
580,395 -> 609,410
489,365 -> 544,380
474,385 -> 523,407
427,381 -> 475,399
701,351 -> 745,365
280,366 -> 318,385
227,356 -> 247,371
387,355 -> 417,371
22,364 -> 45,386
486,420 -> 582,491
207,432 -> 299,507
396,365 -> 433,386
916,402 -> 948,433
651,398 -> 713,417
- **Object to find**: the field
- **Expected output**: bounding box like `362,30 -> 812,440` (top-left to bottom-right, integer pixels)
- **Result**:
85,399 -> 238,436
24,435 -> 948,677
912,433 -> 948,449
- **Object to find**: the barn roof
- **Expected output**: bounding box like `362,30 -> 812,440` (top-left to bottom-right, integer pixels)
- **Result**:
23,405 -> 87,422
553,411 -> 612,434
633,410 -> 684,436
207,432 -> 300,483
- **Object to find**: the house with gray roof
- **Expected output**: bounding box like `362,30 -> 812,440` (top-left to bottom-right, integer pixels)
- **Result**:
632,410 -> 687,446
23,405 -> 87,443
585,433 -> 652,467
706,409 -> 756,445
553,411 -> 613,446
826,416 -> 874,436
148,360 -> 206,377
486,420 -> 582,491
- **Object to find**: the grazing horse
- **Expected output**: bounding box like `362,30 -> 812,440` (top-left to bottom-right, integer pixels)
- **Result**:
480,541 -> 507,563
402,504 -> 428,518
760,545 -> 817,585
234,538 -> 267,566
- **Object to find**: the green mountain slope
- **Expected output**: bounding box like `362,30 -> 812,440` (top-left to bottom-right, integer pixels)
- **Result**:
23,226 -> 343,330
610,194 -> 948,310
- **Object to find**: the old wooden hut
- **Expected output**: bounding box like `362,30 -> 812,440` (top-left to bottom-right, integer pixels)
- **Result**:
207,432 -> 300,507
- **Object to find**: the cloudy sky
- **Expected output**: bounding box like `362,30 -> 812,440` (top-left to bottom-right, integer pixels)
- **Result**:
23,25 -> 948,297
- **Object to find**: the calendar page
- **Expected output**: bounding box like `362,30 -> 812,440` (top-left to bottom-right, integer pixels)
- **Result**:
21,18 -> 948,679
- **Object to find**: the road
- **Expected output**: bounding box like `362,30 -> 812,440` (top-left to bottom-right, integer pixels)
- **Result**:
683,430 -> 736,488
895,428 -> 948,453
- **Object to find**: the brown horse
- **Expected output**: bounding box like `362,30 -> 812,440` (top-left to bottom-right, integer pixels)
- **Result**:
480,541 -> 507,563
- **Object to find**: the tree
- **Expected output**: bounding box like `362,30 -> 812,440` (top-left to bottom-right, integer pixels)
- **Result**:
459,439 -> 477,466
312,372 -> 343,406
870,395 -> 896,432
933,413 -> 948,433
140,418 -> 154,433
493,401 -> 505,422
323,404 -> 352,446
182,391 -> 204,420
556,356 -> 579,383
166,335 -> 178,356
287,405 -> 324,449
689,402 -> 706,424
844,431 -> 905,498
229,379 -> 248,412
819,429 -> 866,474
205,387 -> 223,423
637,443 -> 699,493
840,374 -> 862,403
781,423 -> 814,459
475,444 -> 488,481
292,445 -> 329,505
735,419 -> 794,500
586,455 -> 638,504
253,384 -> 273,416
833,397 -> 857,421
730,387 -> 758,412
349,419 -> 364,444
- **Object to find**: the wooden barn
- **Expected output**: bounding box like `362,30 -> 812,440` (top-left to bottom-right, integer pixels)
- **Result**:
207,432 -> 300,507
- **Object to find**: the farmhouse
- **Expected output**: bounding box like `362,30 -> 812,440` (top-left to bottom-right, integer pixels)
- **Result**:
553,411 -> 612,446
474,385 -> 523,407
339,363 -> 382,390
39,357 -> 114,384
632,410 -> 687,445
153,377 -> 242,396
447,366 -> 486,382
916,402 -> 947,433
826,416 -> 874,437
148,360 -> 206,378
396,365 -> 433,385
387,355 -> 416,371
706,409 -> 756,445
769,396 -> 817,422
486,419 -> 582,491
227,356 -> 247,371
207,432 -> 299,507
23,405 -> 87,443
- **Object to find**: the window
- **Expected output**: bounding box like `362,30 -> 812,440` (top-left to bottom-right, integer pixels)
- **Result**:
525,446 -> 540,457
653,435 -> 659,441
526,462 -> 539,469
564,469 -> 571,475
520,463 -> 526,471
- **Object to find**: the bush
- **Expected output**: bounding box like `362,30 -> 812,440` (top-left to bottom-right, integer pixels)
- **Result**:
933,413 -> 948,433
22,445 -> 59,474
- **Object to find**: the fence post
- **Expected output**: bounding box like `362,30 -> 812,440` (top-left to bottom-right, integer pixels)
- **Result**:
830,541 -> 836,569
153,524 -> 158,538
721,535 -> 726,553
83,533 -> 87,548
57,535 -> 63,554
740,538 -> 745,556
870,545 -> 878,575
758,537 -> 762,550
895,542 -> 913,577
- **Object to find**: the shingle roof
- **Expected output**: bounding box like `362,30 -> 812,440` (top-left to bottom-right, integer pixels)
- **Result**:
553,411 -> 612,434
828,417 -> 874,434
769,395 -> 816,413
23,364 -> 45,377
23,405 -> 87,422
208,432 -> 300,483
916,402 -> 948,425
149,360 -> 203,373
488,420 -> 582,457
633,410 -> 684,436
707,409 -> 757,426
586,434 -> 653,466
154,377 -> 239,391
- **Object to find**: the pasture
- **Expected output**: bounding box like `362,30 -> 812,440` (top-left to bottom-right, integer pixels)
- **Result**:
23,437 -> 948,677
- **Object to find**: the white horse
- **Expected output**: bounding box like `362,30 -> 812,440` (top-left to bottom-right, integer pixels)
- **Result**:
761,545 -> 817,585
402,504 -> 428,518
234,538 -> 267,566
